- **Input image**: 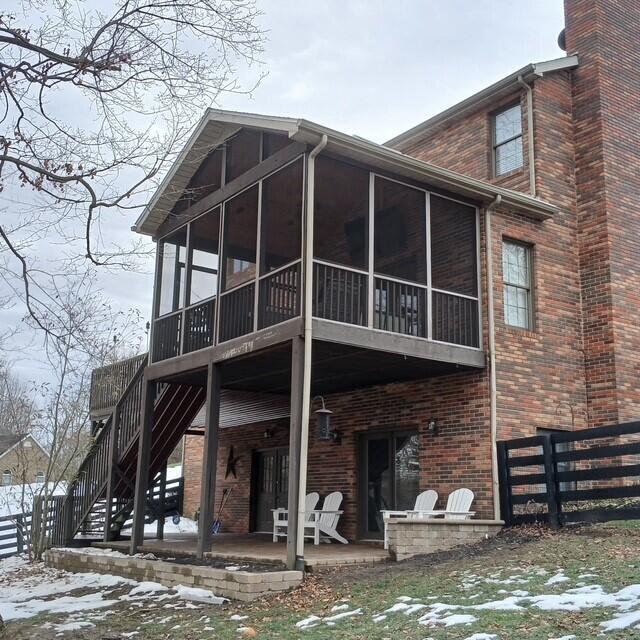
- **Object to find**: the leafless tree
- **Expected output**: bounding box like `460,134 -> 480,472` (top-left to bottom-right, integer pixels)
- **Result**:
0,0 -> 264,338
0,271 -> 146,559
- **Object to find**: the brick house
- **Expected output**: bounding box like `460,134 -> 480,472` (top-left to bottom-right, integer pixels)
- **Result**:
0,434 -> 49,486
65,0 -> 640,569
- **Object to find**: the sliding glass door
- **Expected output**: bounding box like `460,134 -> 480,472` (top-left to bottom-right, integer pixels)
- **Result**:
358,430 -> 420,539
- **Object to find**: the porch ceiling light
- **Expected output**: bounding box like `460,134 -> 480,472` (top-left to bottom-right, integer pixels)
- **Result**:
313,396 -> 339,443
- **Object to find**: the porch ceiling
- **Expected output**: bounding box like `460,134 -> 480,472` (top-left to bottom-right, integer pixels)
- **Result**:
216,339 -> 477,396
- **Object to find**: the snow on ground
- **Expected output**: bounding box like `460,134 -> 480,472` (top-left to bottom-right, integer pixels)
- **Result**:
292,566 -> 640,634
143,515 -> 198,535
0,482 -> 66,518
0,553 -> 228,630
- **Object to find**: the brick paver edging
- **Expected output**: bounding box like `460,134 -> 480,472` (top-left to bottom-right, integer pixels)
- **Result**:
44,548 -> 303,602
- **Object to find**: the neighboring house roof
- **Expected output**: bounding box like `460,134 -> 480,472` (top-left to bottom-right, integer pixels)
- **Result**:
385,54 -> 579,149
135,108 -> 559,237
0,433 -> 50,463
0,434 -> 22,457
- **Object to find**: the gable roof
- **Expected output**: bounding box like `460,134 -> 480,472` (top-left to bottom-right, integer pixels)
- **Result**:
385,55 -> 579,149
0,434 -> 22,456
0,433 -> 49,461
135,108 -> 559,237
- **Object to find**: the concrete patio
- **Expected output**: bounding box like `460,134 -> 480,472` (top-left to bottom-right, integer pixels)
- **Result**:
93,533 -> 390,568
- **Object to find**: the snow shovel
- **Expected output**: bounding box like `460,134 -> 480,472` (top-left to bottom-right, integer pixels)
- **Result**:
212,487 -> 232,534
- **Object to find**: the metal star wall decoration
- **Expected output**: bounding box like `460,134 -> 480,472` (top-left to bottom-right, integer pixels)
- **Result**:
225,446 -> 240,479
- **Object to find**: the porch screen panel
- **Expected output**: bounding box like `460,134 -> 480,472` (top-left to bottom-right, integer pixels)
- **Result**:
430,194 -> 479,347
430,195 -> 478,297
158,228 -> 187,316
222,185 -> 258,291
225,129 -> 261,183
188,207 -> 220,304
374,177 -> 427,284
260,158 -> 303,272
314,156 -> 369,269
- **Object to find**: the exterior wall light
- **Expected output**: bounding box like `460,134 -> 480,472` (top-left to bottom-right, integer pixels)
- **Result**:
313,396 -> 340,443
427,418 -> 438,435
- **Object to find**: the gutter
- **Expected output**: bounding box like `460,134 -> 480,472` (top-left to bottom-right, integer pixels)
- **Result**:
485,195 -> 502,521
517,75 -> 536,197
295,133 -> 328,568
293,120 -> 557,220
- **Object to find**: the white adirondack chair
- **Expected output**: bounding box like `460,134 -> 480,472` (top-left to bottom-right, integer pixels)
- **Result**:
421,488 -> 475,520
381,490 -> 438,549
304,491 -> 348,545
272,492 -> 319,542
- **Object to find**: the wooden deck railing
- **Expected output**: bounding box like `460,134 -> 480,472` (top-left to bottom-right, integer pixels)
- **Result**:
219,282 -> 255,342
374,277 -> 428,337
90,353 -> 147,415
432,290 -> 479,348
150,257 -> 481,362
184,298 -> 216,354
313,261 -> 367,326
258,262 -> 301,329
312,261 -> 480,349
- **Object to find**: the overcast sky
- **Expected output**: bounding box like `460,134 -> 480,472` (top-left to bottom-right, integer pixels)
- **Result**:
4,0 -> 566,383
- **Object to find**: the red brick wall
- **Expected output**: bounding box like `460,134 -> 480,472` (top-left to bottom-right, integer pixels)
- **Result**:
183,369 -> 492,542
392,72 -> 588,440
565,0 -> 640,425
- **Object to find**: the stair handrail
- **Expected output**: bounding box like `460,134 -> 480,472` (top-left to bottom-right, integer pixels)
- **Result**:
61,355 -> 148,543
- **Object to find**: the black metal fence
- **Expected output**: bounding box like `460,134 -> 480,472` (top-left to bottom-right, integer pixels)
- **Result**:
498,421 -> 640,527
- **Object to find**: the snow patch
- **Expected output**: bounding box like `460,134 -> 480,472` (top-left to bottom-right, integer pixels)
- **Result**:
545,572 -> 570,586
174,584 -> 228,605
600,609 -> 640,632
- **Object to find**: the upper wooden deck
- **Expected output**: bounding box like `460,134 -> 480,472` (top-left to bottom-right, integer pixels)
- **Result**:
146,123 -> 485,386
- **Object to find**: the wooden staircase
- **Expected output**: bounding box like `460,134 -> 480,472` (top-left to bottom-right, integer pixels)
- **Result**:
61,358 -> 205,542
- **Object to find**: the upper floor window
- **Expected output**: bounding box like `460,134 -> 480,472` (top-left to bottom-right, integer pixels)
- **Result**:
2,470 -> 11,486
503,240 -> 533,329
35,471 -> 45,484
493,104 -> 523,176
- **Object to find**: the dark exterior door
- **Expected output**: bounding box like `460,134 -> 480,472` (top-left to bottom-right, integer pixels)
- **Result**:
252,448 -> 289,533
358,430 -> 419,539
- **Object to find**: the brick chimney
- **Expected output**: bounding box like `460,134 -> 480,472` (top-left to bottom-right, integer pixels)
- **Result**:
564,0 -> 640,426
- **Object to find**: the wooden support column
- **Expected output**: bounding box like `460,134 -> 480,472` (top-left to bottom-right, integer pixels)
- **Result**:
130,378 -> 156,555
103,407 -> 119,542
157,463 -> 167,540
286,336 -> 305,570
196,362 -> 221,559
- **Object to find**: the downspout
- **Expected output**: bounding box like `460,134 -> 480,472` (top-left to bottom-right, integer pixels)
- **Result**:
486,194 -> 502,521
517,75 -> 536,197
296,133 -> 328,567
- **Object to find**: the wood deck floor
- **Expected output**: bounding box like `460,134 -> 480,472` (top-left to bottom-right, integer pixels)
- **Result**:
93,533 -> 389,568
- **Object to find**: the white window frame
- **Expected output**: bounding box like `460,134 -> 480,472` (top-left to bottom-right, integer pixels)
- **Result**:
502,239 -> 534,330
2,470 -> 11,486
492,103 -> 523,177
